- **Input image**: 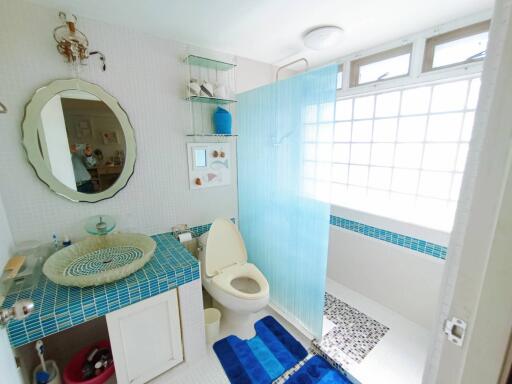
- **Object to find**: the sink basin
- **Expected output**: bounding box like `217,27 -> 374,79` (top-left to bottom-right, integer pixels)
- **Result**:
43,233 -> 156,287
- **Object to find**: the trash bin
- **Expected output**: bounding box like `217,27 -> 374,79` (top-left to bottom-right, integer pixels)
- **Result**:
204,308 -> 221,343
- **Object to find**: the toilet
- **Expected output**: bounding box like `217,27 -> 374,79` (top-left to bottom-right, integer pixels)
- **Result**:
198,218 -> 269,327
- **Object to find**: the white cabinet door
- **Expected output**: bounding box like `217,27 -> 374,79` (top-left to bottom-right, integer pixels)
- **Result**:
106,289 -> 183,384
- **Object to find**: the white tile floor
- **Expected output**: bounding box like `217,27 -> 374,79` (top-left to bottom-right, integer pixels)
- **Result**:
123,283 -> 429,384
148,305 -> 311,384
324,278 -> 430,384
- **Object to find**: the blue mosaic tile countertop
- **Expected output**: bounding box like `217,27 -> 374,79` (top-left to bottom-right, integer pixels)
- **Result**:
2,232 -> 199,348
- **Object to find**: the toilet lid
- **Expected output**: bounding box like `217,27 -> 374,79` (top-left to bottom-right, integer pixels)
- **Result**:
204,218 -> 247,277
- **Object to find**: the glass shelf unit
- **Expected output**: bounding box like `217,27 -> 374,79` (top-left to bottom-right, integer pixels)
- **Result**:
184,55 -> 236,71
186,96 -> 237,105
184,53 -> 237,137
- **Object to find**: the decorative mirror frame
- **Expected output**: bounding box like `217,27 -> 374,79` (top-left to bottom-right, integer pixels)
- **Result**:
22,78 -> 136,202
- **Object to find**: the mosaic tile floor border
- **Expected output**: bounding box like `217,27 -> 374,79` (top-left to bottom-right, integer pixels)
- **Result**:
314,293 -> 389,367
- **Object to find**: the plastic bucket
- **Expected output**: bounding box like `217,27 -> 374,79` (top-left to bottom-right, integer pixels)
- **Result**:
63,340 -> 114,384
204,308 -> 221,343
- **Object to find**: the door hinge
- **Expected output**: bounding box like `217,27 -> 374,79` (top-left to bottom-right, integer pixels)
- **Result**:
444,317 -> 467,346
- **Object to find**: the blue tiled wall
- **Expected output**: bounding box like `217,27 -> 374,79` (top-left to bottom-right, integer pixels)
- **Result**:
329,215 -> 447,260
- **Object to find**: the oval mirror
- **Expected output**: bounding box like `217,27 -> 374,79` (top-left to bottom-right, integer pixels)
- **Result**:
22,79 -> 136,202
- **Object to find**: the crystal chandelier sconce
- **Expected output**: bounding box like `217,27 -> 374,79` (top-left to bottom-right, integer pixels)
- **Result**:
53,12 -> 107,71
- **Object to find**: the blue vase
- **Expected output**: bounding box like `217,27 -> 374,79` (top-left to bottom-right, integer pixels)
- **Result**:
213,107 -> 232,135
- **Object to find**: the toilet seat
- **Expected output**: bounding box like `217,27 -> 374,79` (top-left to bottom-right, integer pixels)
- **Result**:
211,263 -> 269,300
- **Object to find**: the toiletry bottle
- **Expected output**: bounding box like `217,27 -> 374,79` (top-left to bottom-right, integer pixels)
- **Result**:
62,236 -> 72,247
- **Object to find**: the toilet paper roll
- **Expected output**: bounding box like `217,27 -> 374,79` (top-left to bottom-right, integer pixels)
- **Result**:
178,232 -> 193,243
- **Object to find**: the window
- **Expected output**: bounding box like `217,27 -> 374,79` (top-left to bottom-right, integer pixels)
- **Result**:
336,64 -> 344,89
303,77 -> 481,231
423,21 -> 490,71
350,45 -> 412,86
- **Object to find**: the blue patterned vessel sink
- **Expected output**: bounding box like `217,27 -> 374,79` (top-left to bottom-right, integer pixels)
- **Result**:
43,234 -> 156,287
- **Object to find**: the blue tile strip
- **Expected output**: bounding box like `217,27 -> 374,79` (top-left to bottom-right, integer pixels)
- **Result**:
329,215 -> 447,260
2,232 -> 200,348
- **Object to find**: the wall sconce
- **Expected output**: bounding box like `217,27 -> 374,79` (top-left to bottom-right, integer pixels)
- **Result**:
53,12 -> 107,71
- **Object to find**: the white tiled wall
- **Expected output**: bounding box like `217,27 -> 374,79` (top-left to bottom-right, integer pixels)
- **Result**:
0,1 -> 279,245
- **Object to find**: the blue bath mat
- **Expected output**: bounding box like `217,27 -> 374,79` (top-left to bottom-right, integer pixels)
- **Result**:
285,355 -> 352,383
213,315 -> 308,384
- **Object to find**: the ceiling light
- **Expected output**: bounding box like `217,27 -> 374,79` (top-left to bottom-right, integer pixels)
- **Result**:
303,26 -> 344,50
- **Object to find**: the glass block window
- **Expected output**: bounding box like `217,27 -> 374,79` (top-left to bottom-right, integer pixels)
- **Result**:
303,77 -> 481,231
424,21 -> 490,71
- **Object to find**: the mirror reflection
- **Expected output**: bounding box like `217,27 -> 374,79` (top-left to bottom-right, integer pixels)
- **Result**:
38,90 -> 126,193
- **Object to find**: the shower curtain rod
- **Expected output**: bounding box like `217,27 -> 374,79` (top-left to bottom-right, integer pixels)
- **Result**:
275,58 -> 309,81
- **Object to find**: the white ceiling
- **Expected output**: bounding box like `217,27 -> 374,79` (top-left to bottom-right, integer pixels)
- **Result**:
28,0 -> 493,67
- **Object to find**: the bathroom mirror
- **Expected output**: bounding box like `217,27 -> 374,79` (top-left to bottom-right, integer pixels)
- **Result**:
22,79 -> 136,202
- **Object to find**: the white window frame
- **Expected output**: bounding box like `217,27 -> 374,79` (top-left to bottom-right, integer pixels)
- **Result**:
336,12 -> 491,98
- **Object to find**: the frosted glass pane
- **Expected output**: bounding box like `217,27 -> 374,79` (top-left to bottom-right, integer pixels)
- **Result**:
418,171 -> 452,199
332,143 -> 350,163
373,118 -> 397,142
331,183 -> 348,206
315,180 -> 331,202
305,105 -> 317,123
371,143 -> 394,166
432,31 -> 488,68
359,53 -> 411,84
317,123 -> 333,142
467,78 -> 481,109
350,143 -> 371,164
461,112 -> 475,141
304,143 -> 316,160
349,165 -> 369,186
336,99 -> 352,120
317,143 -> 332,162
238,64 -> 336,338
401,86 -> 431,115
352,120 -> 373,142
303,161 -> 315,178
456,143 -> 469,172
426,113 -> 463,142
394,143 -> 423,168
422,143 -> 457,171
375,91 -> 400,117
450,173 -> 463,200
331,163 -> 348,183
316,162 -> 331,181
368,166 -> 392,189
391,168 -> 419,194
304,124 -> 317,142
397,116 -> 427,142
303,178 -> 315,197
336,71 -> 343,89
353,96 -> 375,119
334,122 -> 351,142
319,102 -> 335,122
431,81 -> 469,112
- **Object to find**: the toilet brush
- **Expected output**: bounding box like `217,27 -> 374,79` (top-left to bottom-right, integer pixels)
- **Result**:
35,340 -> 47,373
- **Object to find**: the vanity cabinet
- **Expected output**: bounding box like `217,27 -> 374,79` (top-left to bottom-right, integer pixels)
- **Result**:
106,289 -> 183,384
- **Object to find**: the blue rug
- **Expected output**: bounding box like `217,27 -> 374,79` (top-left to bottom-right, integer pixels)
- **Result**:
213,316 -> 308,384
285,355 -> 352,384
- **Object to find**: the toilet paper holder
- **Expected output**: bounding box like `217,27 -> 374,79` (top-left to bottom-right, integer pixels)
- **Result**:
171,224 -> 193,242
